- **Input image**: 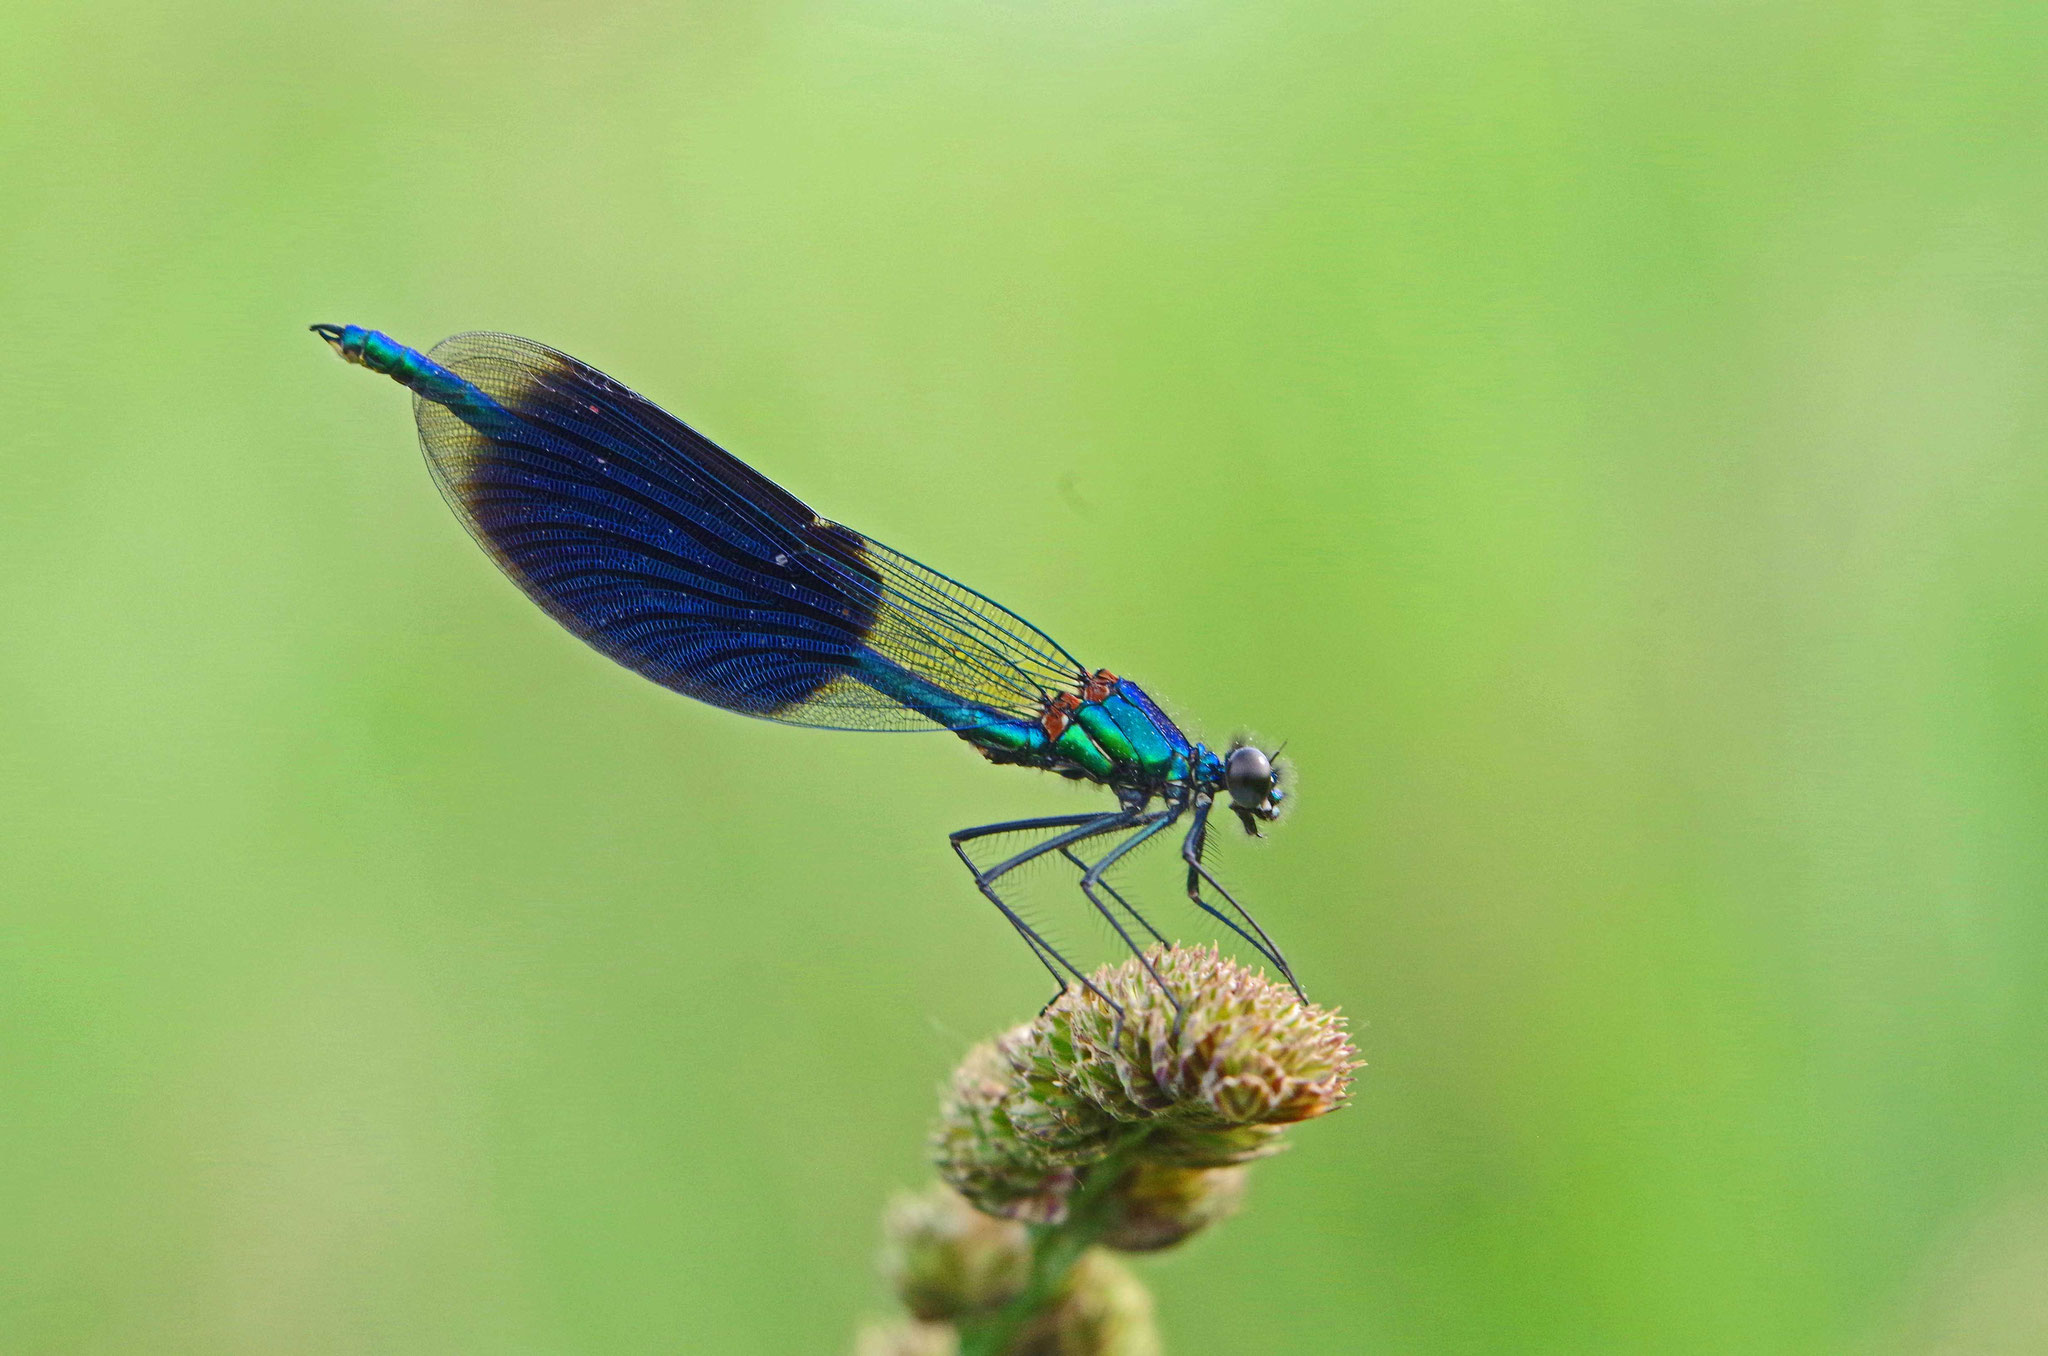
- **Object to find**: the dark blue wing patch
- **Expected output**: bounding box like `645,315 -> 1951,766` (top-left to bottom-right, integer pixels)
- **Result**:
411,333 -> 1086,730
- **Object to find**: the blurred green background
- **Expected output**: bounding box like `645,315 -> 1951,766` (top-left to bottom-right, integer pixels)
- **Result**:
5,2 -> 2047,1352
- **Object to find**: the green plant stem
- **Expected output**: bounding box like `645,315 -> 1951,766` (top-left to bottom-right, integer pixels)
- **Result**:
954,1145 -> 1138,1356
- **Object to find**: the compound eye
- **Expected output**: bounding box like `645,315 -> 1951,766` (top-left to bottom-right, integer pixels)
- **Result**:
1225,745 -> 1275,808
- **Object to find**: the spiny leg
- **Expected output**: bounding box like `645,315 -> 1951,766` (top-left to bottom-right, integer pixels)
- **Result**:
1002,900 -> 1075,997
1056,839 -> 1175,1046
952,812 -> 1113,847
1073,809 -> 1186,1032
1182,800 -> 1307,1002
950,811 -> 1143,1014
1057,845 -> 1171,949
954,812 -> 1141,1011
1188,856 -> 1306,1002
950,833 -> 1099,1006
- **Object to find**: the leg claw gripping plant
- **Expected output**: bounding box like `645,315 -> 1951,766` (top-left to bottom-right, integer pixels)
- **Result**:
857,946 -> 1360,1356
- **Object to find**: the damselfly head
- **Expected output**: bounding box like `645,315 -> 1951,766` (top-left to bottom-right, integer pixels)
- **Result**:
1225,742 -> 1285,836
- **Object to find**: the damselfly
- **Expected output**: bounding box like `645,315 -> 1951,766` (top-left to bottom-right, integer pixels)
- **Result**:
314,325 -> 1299,1016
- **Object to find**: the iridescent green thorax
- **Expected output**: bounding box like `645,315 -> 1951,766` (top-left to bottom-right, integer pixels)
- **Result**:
944,672 -> 1196,789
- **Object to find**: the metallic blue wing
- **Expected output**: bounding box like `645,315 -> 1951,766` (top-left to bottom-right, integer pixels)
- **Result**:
406,332 -> 1085,731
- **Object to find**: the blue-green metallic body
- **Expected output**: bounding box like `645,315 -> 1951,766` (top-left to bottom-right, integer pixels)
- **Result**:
846,653 -> 1216,791
971,679 -> 1205,788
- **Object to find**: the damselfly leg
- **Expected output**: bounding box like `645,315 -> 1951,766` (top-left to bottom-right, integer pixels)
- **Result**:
953,807 -> 1193,1037
1069,809 -> 1187,1032
951,811 -> 1141,1015
1183,799 -> 1306,1002
1055,847 -> 1170,949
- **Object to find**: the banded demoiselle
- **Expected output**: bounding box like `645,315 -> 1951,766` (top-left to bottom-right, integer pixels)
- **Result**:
314,325 -> 1299,1015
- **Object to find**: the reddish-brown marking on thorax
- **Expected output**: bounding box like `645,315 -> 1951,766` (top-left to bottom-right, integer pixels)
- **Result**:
1040,691 -> 1082,738
1037,670 -> 1120,738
